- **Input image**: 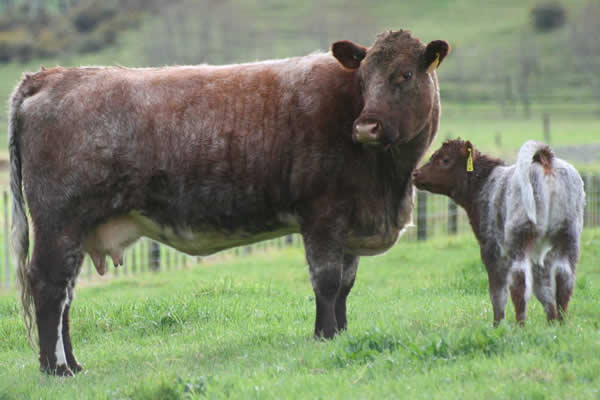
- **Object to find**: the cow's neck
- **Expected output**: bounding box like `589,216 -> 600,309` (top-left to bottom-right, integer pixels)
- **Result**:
381,134 -> 429,228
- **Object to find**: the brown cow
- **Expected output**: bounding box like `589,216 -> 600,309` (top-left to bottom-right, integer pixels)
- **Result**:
9,30 -> 449,376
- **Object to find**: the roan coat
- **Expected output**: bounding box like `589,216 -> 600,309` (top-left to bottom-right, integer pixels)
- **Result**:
412,140 -> 584,326
9,30 -> 449,375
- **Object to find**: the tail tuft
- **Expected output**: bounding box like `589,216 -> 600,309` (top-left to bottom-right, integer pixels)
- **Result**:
532,146 -> 554,175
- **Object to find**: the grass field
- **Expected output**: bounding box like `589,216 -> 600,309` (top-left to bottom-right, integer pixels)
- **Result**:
1,230 -> 599,399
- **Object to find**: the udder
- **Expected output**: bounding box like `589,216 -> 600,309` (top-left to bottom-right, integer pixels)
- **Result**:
83,216 -> 142,275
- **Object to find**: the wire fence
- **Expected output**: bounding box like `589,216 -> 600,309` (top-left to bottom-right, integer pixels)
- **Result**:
0,173 -> 598,289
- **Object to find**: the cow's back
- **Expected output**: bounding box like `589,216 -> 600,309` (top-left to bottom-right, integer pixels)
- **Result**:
17,57 -> 358,228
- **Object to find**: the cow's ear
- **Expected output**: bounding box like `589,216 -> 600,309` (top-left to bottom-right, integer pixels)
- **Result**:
422,40 -> 450,73
331,40 -> 367,70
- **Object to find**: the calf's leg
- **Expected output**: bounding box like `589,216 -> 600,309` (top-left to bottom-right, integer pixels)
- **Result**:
554,235 -> 579,321
487,271 -> 508,327
532,260 -> 559,322
335,254 -> 359,331
508,259 -> 531,325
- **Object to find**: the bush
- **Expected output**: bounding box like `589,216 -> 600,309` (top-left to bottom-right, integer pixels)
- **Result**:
71,3 -> 117,33
531,2 -> 567,32
0,29 -> 35,63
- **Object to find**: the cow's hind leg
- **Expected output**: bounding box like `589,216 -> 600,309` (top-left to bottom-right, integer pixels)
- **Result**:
30,231 -> 83,376
335,254 -> 359,331
62,284 -> 83,373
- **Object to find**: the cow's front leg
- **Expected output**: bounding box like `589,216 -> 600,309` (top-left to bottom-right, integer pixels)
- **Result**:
336,254 -> 359,331
302,228 -> 344,339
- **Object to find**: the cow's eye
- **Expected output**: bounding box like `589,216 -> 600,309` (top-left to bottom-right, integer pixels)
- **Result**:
403,71 -> 413,80
441,157 -> 449,165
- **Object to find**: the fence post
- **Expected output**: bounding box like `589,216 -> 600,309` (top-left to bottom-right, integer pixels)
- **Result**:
149,241 -> 161,272
542,113 -> 551,144
131,243 -> 137,274
594,175 -> 600,227
4,191 -> 10,289
417,190 -> 427,241
448,199 -> 458,235
582,174 -> 590,227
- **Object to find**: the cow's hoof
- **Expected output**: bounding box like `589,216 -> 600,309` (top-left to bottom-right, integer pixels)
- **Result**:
314,328 -> 338,340
69,362 -> 84,374
41,364 -> 75,377
55,364 -> 75,377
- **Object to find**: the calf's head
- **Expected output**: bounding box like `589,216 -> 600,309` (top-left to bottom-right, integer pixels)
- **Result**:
412,139 -> 474,197
332,31 -> 450,147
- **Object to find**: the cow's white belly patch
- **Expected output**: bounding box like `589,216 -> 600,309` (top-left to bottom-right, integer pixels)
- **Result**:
83,212 -> 299,274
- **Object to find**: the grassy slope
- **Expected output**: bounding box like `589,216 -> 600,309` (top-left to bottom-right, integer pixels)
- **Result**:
0,1 -> 597,162
0,229 -> 599,399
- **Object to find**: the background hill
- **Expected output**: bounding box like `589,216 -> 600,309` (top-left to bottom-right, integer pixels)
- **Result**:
0,0 -> 598,167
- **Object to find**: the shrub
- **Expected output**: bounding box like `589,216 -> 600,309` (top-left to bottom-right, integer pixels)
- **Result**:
531,2 -> 567,32
71,3 -> 117,33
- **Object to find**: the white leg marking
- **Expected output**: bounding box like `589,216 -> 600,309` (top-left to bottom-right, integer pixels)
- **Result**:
54,291 -> 68,367
508,258 -> 532,301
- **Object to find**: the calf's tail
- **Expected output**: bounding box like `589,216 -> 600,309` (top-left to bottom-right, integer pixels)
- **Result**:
9,76 -> 35,347
515,140 -> 554,225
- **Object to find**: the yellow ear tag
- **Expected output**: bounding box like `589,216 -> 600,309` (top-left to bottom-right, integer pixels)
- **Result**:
426,52 -> 440,74
466,148 -> 474,172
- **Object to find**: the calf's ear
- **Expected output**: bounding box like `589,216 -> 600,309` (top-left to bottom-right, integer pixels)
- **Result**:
463,140 -> 475,172
332,40 -> 367,70
422,40 -> 450,73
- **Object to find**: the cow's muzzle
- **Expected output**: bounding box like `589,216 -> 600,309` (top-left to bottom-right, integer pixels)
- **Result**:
353,119 -> 382,145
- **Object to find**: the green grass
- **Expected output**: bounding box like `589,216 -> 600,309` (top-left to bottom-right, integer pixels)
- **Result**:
1,229 -> 599,399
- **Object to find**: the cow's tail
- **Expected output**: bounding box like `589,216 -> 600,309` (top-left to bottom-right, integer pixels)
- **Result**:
515,140 -> 554,225
9,75 -> 35,347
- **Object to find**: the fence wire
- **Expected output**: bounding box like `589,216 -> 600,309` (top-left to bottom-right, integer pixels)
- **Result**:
1,175 -> 598,289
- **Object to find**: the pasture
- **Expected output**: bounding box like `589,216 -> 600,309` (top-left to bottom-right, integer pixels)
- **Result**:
1,230 -> 599,399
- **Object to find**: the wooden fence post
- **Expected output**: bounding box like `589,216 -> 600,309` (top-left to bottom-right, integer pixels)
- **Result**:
542,113 -> 551,144
582,174 -> 590,227
417,190 -> 427,241
131,243 -> 137,274
4,191 -> 10,289
448,199 -> 458,235
587,175 -> 600,226
150,241 -> 161,272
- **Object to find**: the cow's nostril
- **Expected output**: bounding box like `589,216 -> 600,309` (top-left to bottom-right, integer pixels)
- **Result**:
354,121 -> 380,139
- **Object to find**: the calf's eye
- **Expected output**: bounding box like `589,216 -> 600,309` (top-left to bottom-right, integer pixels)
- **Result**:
403,72 -> 413,80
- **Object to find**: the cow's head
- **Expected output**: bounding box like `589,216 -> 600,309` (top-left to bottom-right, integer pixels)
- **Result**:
412,139 -> 474,197
332,31 -> 450,147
